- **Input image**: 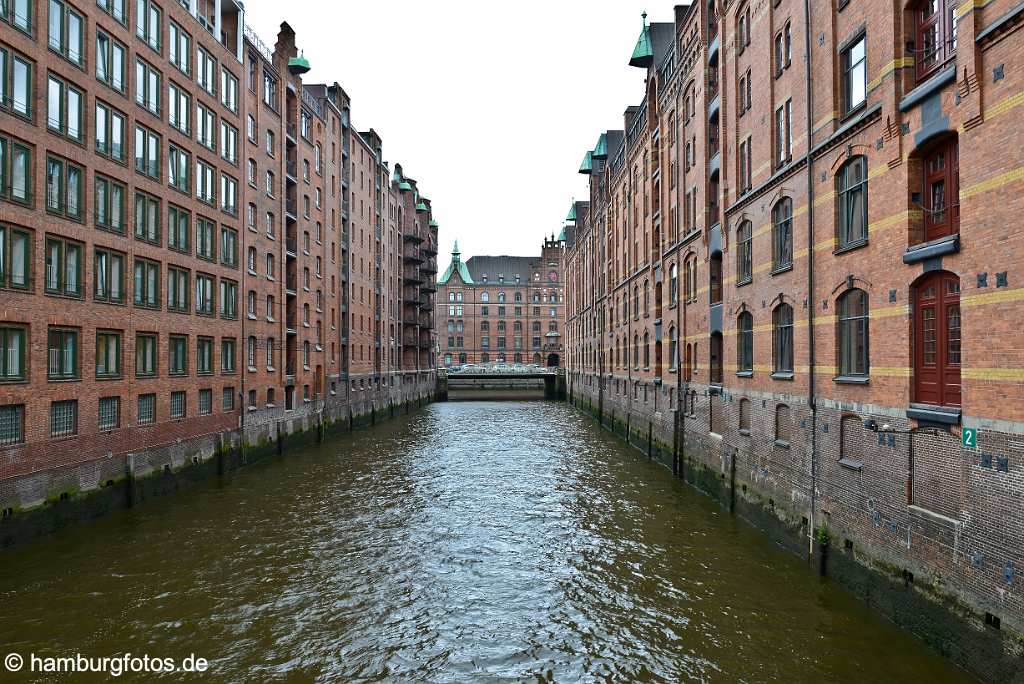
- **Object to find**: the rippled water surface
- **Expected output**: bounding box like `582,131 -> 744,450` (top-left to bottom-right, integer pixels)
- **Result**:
0,402 -> 969,682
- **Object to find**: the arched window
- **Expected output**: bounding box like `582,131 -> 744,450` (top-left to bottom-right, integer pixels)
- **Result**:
921,138 -> 959,241
670,263 -> 678,306
481,352 -> 489,363
514,291 -> 522,302
497,321 -> 505,332
633,334 -> 640,367
514,321 -> 522,332
837,288 -> 869,377
837,156 -> 868,249
480,291 -> 489,302
459,352 -> 467,364
914,0 -> 958,83
739,398 -> 751,431
709,251 -> 722,304
737,221 -> 752,283
480,321 -> 489,332
737,311 -> 753,373
710,332 -> 723,384
913,271 -> 961,407
633,286 -> 640,318
497,292 -> 505,303
643,280 -> 650,315
532,321 -> 540,333
685,342 -> 692,380
643,331 -> 650,368
548,321 -> 557,332
772,197 -> 793,270
773,303 -> 794,374
669,326 -> 678,370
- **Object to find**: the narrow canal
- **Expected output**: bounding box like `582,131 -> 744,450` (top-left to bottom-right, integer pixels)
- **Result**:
0,402 -> 969,682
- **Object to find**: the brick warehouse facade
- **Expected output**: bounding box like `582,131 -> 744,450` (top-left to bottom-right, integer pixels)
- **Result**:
563,1 -> 1024,678
435,236 -> 565,368
0,3 -> 438,531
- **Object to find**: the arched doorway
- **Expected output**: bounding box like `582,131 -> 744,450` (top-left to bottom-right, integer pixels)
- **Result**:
913,271 -> 960,407
546,353 -> 559,368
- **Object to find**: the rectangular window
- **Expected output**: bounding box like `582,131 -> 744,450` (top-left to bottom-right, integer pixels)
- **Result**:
168,145 -> 190,193
45,156 -> 83,220
7,0 -> 32,33
50,400 -> 78,437
94,174 -> 125,234
220,174 -> 237,215
168,204 -> 190,253
220,338 -> 236,373
195,273 -> 213,314
196,160 -> 215,205
134,58 -> 161,115
95,31 -> 126,92
169,335 -> 187,375
170,390 -> 185,418
95,330 -> 121,378
221,67 -> 238,112
135,333 -> 157,376
0,326 -> 27,381
197,103 -> 215,149
1,50 -> 32,118
196,216 -> 215,261
0,404 -> 24,445
133,258 -> 159,308
93,246 -> 125,303
97,0 -> 126,24
222,387 -> 234,410
95,101 -> 126,162
98,396 -> 120,429
0,137 -> 31,205
134,191 -> 160,243
48,0 -> 84,65
44,236 -> 82,297
168,81 -> 190,134
134,124 -> 160,178
137,393 -> 155,424
219,279 -> 237,319
168,21 -> 190,74
842,35 -> 867,114
197,47 -> 216,95
198,388 -> 212,415
220,226 -> 238,267
197,336 -> 213,374
47,327 -> 78,379
167,266 -> 189,312
262,71 -> 277,109
220,121 -> 238,164
47,75 -> 83,142
136,0 -> 161,51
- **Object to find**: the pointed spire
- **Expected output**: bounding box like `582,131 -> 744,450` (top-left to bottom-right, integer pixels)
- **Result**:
629,11 -> 653,68
452,240 -> 460,259
566,201 -> 577,222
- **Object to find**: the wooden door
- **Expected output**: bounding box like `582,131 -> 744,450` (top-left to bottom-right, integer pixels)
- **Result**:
914,272 -> 961,406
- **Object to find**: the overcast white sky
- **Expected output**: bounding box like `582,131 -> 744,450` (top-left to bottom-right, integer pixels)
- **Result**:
244,0 -> 660,260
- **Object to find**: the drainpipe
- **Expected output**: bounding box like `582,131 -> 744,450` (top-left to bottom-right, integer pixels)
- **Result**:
802,0 -> 818,561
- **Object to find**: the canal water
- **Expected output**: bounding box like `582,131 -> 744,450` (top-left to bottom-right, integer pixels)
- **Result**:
0,402 -> 969,682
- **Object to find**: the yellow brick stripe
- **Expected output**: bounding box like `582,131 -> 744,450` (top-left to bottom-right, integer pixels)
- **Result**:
960,165 -> 1024,200
868,57 -> 914,91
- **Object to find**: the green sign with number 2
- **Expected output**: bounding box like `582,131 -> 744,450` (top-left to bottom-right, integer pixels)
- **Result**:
962,427 -> 978,450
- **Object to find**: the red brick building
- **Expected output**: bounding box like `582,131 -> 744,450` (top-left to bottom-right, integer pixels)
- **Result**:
0,4 -> 436,513
436,236 -> 565,367
564,2 -> 1024,677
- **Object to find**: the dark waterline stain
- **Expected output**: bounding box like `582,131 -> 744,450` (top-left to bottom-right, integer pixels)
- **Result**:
0,402 -> 970,682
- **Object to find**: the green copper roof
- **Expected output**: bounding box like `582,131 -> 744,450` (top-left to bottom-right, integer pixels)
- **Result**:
579,150 -> 593,175
592,133 -> 608,159
399,181 -> 412,191
288,51 -> 311,75
566,203 -> 577,221
629,13 -> 653,68
429,219 -> 439,228
415,201 -> 428,212
438,241 -> 474,285
558,226 -> 567,241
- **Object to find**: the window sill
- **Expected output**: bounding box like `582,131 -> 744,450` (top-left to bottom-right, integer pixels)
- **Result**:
736,370 -> 753,377
833,239 -> 868,256
833,375 -> 869,385
771,371 -> 794,381
47,377 -> 81,383
774,439 -> 790,449
770,263 -> 793,276
839,100 -> 868,125
96,375 -> 123,381
838,457 -> 864,472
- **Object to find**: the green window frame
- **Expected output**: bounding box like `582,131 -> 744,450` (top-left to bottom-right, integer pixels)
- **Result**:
46,74 -> 83,142
0,403 -> 25,445
219,279 -> 237,319
95,330 -> 121,378
135,0 -> 161,52
169,335 -> 187,376
96,0 -> 127,26
133,258 -> 160,308
168,144 -> 190,193
220,226 -> 238,267
137,393 -> 156,424
167,266 -> 189,312
195,273 -> 214,315
134,58 -> 161,115
48,0 -> 84,66
95,101 -> 126,162
95,30 -> 125,92
44,236 -> 82,297
0,224 -> 32,289
168,204 -> 190,252
170,390 -> 186,419
47,326 -> 78,379
134,191 -> 160,243
0,137 -> 31,204
168,21 -> 190,75
134,124 -> 160,179
45,156 -> 83,220
94,174 -> 126,233
94,247 -> 125,303
135,333 -> 157,377
50,399 -> 78,437
0,325 -> 27,381
220,338 -> 235,373
196,216 -> 215,261
98,396 -> 120,430
1,48 -> 33,118
197,336 -> 213,375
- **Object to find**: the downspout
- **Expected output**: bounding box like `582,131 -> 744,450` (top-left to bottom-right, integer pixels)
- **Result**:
802,0 -> 817,561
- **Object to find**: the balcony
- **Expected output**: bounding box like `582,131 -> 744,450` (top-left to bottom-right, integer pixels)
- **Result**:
420,282 -> 437,293
285,198 -> 298,219
403,270 -> 424,285
403,232 -> 423,244
286,158 -> 297,181
286,122 -> 297,142
403,249 -> 424,264
421,244 -> 437,256
285,274 -> 297,294
403,316 -> 419,326
286,236 -> 297,256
